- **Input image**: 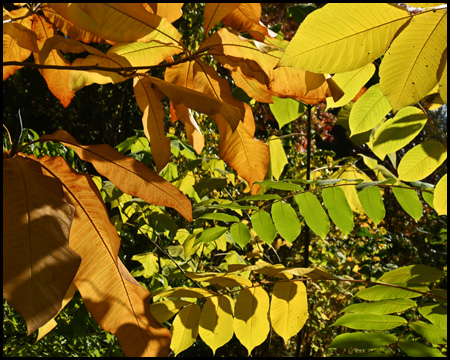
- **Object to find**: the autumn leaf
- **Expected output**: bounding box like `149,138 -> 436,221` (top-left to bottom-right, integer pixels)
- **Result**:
203,3 -> 241,36
3,156 -> 80,335
39,130 -> 192,221
36,155 -> 171,357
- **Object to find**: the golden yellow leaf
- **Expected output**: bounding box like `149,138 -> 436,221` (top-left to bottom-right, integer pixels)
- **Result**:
199,295 -> 234,355
156,287 -> 218,299
270,281 -> 308,344
185,272 -> 253,288
221,4 -> 273,39
3,156 -> 80,335
37,155 -> 171,357
39,130 -> 192,221
277,3 -> 410,73
133,76 -> 171,172
170,102 -> 205,154
203,3 -> 241,36
438,52 -> 447,104
32,14 -> 75,108
150,299 -> 192,324
380,9 -> 447,110
145,3 -> 184,23
170,304 -> 201,356
234,287 -> 270,355
434,174 -> 447,215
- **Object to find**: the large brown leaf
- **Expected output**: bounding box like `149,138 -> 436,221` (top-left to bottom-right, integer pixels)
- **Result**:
133,76 -> 171,172
39,130 -> 192,221
203,3 -> 241,36
3,156 -> 80,335
170,102 -> 205,155
36,155 -> 171,357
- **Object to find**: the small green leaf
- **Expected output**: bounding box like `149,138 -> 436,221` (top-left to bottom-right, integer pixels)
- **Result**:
194,227 -> 227,245
378,264 -> 444,285
355,285 -> 429,300
329,332 -> 397,349
251,211 -> 277,245
255,180 -> 304,191
198,213 -> 240,223
322,187 -> 354,235
295,193 -> 330,239
392,185 -> 423,221
230,222 -> 251,249
397,141 -> 447,181
267,136 -> 288,180
340,298 -> 416,315
237,194 -> 281,202
357,186 -> 385,224
332,313 -> 407,330
398,340 -> 445,357
271,201 -> 301,244
269,96 -> 305,128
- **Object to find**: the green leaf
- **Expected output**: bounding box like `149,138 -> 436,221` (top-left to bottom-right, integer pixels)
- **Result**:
434,174 -> 447,215
251,211 -> 277,245
397,140 -> 447,181
332,313 -> 407,330
355,285 -> 429,300
397,340 -> 445,357
269,96 -> 305,128
378,264 -> 444,285
340,298 -> 416,315
131,252 -> 159,278
349,84 -> 391,136
267,136 -> 288,180
409,321 -> 447,345
198,213 -> 240,223
392,185 -> 423,221
372,106 -> 427,158
329,332 -> 397,349
355,178 -> 396,191
237,194 -> 281,202
255,180 -> 304,191
193,177 -> 227,197
230,222 -> 252,249
271,201 -> 301,244
194,227 -> 228,245
295,193 -> 330,239
419,304 -> 447,329
357,186 -> 385,224
321,187 -> 354,235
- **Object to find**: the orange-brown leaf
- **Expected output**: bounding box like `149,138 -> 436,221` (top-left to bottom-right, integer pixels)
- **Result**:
3,156 -> 80,335
39,130 -> 192,221
32,14 -> 75,108
145,3 -> 184,23
170,102 -> 205,155
36,155 -> 171,356
134,77 -> 171,172
203,3 -> 241,36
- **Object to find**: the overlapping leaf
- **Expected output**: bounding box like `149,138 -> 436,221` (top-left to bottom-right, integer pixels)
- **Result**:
170,304 -> 201,356
203,3 -> 241,36
39,130 -> 192,221
35,155 -> 171,357
3,156 -> 80,335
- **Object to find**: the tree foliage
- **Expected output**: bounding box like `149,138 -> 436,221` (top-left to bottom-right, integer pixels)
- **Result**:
3,3 -> 447,357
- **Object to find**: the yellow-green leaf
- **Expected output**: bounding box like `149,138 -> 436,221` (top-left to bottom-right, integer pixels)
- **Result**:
322,187 -> 354,235
326,63 -> 375,109
380,9 -> 447,110
372,106 -> 428,158
349,84 -> 391,136
230,222 -> 252,249
150,300 -> 191,324
438,56 -> 447,104
156,287 -> 218,299
295,192 -> 330,240
185,272 -> 252,288
357,186 -> 386,224
251,210 -> 277,245
270,281 -> 308,344
267,136 -> 288,180
397,140 -> 447,181
269,97 -> 305,129
392,185 -> 423,221
277,3 -> 409,73
199,295 -> 234,355
170,304 -> 201,356
434,174 -> 447,215
234,287 -> 270,355
271,201 -> 301,244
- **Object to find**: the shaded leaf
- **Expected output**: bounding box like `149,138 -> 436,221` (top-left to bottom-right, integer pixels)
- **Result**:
3,156 -> 80,335
170,304 -> 201,356
150,299 -> 191,324
203,3 -> 241,36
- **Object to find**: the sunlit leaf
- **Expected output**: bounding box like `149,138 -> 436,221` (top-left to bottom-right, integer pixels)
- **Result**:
150,300 -> 191,324
39,130 -> 192,221
295,192 -> 330,240
221,4 -> 273,39
185,272 -> 252,288
378,264 -> 444,285
203,3 -> 241,36
271,201 -> 301,244
156,287 -> 218,299
251,211 -> 277,245
145,3 -> 183,23
398,340 -> 445,357
332,313 -> 407,330
392,185 -> 423,221
433,174 -> 447,215
277,4 -> 409,73
356,285 -> 429,300
267,136 -> 288,180
349,84 -> 391,136
234,287 -> 270,355
170,304 -> 201,356
199,295 -> 234,355
269,96 -> 305,128
409,321 -> 447,345
230,222 -> 252,249
329,332 -> 397,349
357,186 -> 385,224
322,187 -> 354,235
270,281 -> 308,344
397,140 -> 447,181
340,298 -> 417,315
194,227 -> 228,245
380,9 -> 447,110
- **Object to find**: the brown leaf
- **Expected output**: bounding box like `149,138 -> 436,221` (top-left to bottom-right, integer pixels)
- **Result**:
170,102 -> 205,155
221,4 -> 274,39
133,77 -> 171,172
36,155 -> 171,356
3,156 -> 80,335
203,3 -> 241,36
145,3 -> 184,23
39,130 -> 192,221
32,14 -> 75,108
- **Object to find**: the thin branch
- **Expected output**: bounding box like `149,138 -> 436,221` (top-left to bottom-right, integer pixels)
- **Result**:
417,102 -> 447,147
